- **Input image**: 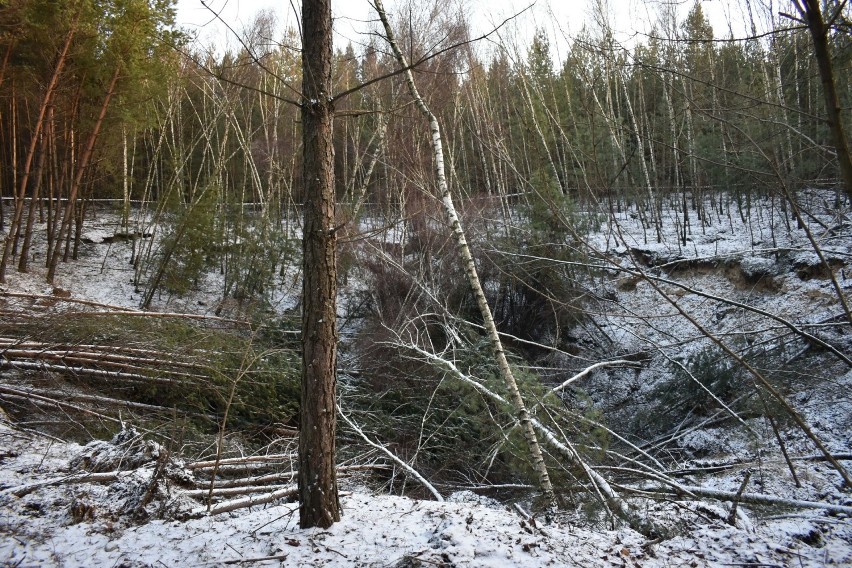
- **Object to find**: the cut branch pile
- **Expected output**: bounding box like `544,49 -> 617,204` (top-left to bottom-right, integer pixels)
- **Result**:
0,298 -> 293,435
0,336 -> 209,386
0,421 -> 392,523
0,332 -> 218,429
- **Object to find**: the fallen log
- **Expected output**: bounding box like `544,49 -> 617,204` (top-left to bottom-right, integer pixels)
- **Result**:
187,454 -> 292,470
0,385 -> 212,418
184,484 -> 294,498
1,349 -> 209,381
0,338 -> 208,371
0,359 -> 193,386
0,291 -> 253,326
5,471 -> 124,497
627,483 -> 852,515
190,486 -> 298,516
203,464 -> 388,489
0,387 -> 123,425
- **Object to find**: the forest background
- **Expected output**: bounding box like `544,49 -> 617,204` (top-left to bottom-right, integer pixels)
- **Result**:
1,0 -> 851,539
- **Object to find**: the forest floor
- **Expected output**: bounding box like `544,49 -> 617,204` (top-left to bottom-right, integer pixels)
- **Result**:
0,191 -> 851,566
0,418 -> 850,567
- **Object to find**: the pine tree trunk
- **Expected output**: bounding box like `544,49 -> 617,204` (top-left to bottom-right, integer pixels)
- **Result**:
0,41 -> 14,90
0,17 -> 77,283
47,66 -> 120,284
17,114 -> 50,272
298,0 -> 341,530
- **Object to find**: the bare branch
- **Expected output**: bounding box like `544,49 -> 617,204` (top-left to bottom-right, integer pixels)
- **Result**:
337,404 -> 443,501
331,2 -> 534,104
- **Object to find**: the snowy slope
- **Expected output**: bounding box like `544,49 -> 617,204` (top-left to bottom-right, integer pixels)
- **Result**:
2,419 -> 851,567
1,192 -> 851,566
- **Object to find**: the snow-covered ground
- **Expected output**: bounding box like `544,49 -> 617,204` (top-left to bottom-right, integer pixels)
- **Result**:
0,203 -> 304,317
1,420 -> 850,567
1,191 -> 851,566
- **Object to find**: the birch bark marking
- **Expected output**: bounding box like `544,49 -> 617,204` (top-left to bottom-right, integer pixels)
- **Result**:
298,0 -> 341,529
373,0 -> 555,505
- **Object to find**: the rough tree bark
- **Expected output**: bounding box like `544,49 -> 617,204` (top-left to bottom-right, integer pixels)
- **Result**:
298,0 -> 341,529
373,0 -> 555,506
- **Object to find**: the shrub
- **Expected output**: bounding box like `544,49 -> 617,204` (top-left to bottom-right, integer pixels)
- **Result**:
632,346 -> 749,442
158,187 -> 220,295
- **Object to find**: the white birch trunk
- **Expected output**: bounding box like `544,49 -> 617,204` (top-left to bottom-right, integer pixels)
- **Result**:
373,0 -> 555,505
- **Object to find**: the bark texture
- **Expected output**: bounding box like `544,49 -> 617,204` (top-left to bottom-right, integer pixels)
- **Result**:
298,0 -> 341,529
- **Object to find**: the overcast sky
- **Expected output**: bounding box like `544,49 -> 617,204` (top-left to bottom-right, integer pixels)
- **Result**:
174,0 -> 755,58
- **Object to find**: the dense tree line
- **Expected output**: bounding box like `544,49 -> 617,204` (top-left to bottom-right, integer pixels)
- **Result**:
2,1 -> 849,283
0,0 -> 178,282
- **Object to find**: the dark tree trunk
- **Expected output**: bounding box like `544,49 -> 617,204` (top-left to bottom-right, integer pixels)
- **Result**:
0,17 -> 77,283
47,66 -> 119,284
18,115 -> 50,272
298,0 -> 340,529
796,0 -> 852,198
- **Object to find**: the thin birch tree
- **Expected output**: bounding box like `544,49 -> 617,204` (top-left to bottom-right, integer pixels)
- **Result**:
372,0 -> 556,506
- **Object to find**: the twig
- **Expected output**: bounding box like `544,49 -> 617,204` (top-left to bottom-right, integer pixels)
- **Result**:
219,554 -> 289,565
545,360 -> 641,394
726,470 -> 751,526
338,403 -> 443,502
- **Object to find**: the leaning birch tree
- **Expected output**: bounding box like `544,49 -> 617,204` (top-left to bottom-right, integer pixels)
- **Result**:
372,0 -> 556,505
